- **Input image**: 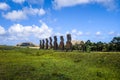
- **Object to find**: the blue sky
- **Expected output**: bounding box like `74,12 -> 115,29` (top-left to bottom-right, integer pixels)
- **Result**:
0,0 -> 120,45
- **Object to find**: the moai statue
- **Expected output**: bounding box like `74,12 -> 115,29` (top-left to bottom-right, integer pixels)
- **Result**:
39,40 -> 42,49
49,37 -> 53,49
42,39 -> 45,49
53,36 -> 58,50
66,34 -> 72,51
59,36 -> 64,50
46,38 -> 49,49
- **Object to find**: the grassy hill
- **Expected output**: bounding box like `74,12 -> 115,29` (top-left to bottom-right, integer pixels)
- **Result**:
0,46 -> 120,80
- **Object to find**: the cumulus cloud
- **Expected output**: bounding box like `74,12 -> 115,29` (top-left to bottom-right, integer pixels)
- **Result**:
108,31 -> 115,35
67,29 -> 83,40
23,7 -> 46,16
12,0 -> 25,4
33,20 -> 53,39
72,29 -> 83,36
26,0 -> 44,5
7,20 -> 52,40
55,32 -> 64,37
85,32 -> 90,35
96,31 -> 101,35
53,0 -> 89,9
8,24 -> 31,37
0,26 -> 6,35
51,29 -> 83,40
117,33 -> 120,36
38,8 -> 46,15
53,0 -> 116,10
3,10 -> 27,21
0,2 -> 10,10
3,7 -> 46,21
0,21 -> 52,42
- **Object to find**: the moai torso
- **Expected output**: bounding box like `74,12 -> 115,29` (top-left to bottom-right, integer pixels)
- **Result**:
39,40 -> 42,49
59,36 -> 64,50
49,37 -> 53,49
42,39 -> 45,49
53,36 -> 58,50
66,34 -> 72,51
46,38 -> 49,49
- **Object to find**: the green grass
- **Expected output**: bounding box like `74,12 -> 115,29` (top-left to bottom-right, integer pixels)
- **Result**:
0,46 -> 120,80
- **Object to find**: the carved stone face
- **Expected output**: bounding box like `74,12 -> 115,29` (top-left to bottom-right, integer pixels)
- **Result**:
46,39 -> 48,42
54,36 -> 57,41
60,36 -> 64,41
40,40 -> 42,42
42,39 -> 44,43
67,34 -> 71,41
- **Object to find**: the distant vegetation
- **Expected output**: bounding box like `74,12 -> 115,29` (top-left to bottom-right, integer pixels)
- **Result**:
0,46 -> 120,80
73,37 -> 120,52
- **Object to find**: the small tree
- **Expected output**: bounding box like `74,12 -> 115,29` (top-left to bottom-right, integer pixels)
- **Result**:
85,40 -> 92,52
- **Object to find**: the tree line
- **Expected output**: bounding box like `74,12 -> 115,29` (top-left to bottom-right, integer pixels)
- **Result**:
72,37 -> 120,52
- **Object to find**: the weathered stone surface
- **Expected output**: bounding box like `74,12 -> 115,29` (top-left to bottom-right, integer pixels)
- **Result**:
39,40 -> 42,49
42,39 -> 45,49
53,36 -> 58,50
66,34 -> 72,51
59,36 -> 64,50
46,38 -> 49,49
49,37 -> 53,49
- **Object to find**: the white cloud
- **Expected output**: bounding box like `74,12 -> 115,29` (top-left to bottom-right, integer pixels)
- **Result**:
38,8 -> 46,15
72,29 -> 83,36
26,0 -> 44,5
53,0 -> 116,10
50,29 -> 83,40
85,32 -> 90,35
0,2 -> 10,10
66,31 -> 70,34
53,0 -> 89,9
12,0 -> 25,4
77,31 -> 83,36
3,10 -> 27,21
23,7 -> 46,16
69,29 -> 83,40
109,31 -> 115,35
33,21 -> 52,39
8,21 -> 52,40
3,7 -> 46,21
96,31 -> 101,35
55,32 -> 64,36
8,24 -> 32,37
72,29 -> 77,33
117,33 -> 120,36
0,26 -> 6,35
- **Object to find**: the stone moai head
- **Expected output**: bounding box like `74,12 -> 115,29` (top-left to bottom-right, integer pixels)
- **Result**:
46,38 -> 48,43
67,34 -> 71,41
42,39 -> 45,43
60,36 -> 64,41
54,36 -> 57,41
40,40 -> 42,43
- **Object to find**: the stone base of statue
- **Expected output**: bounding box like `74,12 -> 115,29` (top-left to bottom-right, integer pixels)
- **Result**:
59,41 -> 64,50
54,41 -> 58,50
53,36 -> 58,50
66,41 -> 72,52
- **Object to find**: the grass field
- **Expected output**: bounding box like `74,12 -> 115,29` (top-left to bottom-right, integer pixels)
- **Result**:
0,46 -> 120,80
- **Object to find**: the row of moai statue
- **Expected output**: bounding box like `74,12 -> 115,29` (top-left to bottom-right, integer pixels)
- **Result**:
39,34 -> 72,51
